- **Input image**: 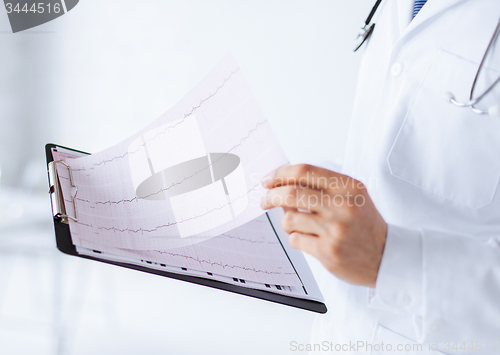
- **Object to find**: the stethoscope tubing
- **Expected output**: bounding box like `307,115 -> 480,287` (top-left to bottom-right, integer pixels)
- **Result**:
449,19 -> 500,112
356,1 -> 500,116
446,18 -> 500,115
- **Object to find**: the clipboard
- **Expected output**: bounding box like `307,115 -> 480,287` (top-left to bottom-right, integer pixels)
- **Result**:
45,143 -> 327,314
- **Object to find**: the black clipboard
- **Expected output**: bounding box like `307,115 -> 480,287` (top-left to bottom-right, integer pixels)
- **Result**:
45,143 -> 327,314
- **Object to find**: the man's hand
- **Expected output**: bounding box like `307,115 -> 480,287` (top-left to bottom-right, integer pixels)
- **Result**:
261,164 -> 387,287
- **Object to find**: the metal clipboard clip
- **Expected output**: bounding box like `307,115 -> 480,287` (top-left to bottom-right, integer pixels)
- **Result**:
48,160 -> 78,223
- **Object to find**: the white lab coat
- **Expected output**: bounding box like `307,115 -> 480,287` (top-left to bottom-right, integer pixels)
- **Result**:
309,0 -> 500,353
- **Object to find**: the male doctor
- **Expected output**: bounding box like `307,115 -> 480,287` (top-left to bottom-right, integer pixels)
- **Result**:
261,0 -> 500,353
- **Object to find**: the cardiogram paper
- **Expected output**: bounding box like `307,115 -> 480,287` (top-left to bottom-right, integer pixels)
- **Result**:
75,214 -> 303,287
58,56 -> 288,251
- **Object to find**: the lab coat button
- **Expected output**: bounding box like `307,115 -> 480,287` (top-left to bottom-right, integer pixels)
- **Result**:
391,62 -> 404,77
397,293 -> 411,307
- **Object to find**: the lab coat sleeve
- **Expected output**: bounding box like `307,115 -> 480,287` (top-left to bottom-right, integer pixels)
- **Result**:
370,224 -> 424,316
370,224 -> 500,343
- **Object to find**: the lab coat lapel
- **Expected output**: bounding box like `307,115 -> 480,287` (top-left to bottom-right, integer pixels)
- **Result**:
398,0 -> 470,40
396,0 -> 413,35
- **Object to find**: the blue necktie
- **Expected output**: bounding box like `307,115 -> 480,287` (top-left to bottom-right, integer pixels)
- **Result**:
413,0 -> 428,19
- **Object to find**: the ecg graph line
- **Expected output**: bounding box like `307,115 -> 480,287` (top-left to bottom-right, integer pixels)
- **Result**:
152,250 -> 295,275
75,120 -> 267,206
72,68 -> 240,171
75,183 -> 260,233
216,233 -> 279,244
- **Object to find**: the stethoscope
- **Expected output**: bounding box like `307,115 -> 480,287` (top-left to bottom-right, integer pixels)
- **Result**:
355,0 -> 500,116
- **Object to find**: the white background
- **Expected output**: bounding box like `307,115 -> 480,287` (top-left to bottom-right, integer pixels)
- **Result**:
0,1 -> 372,354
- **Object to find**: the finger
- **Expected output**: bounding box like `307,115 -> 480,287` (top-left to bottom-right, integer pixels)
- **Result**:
288,232 -> 320,256
261,186 -> 331,213
262,164 -> 362,192
281,207 -> 298,215
281,209 -> 323,235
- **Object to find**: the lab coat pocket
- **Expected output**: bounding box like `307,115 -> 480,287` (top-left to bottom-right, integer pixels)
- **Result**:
370,324 -> 444,355
387,49 -> 500,209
